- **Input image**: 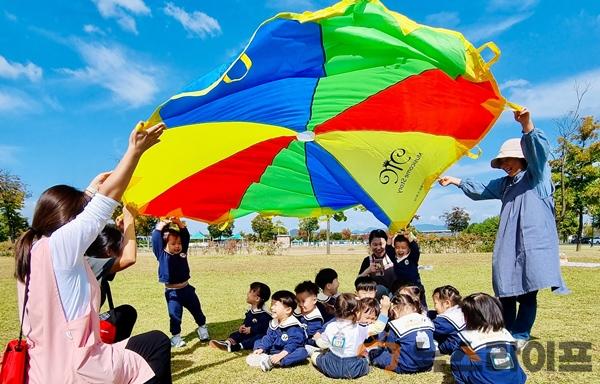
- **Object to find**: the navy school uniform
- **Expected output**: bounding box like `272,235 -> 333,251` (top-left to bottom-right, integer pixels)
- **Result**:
371,313 -> 436,374
392,241 -> 429,309
295,306 -> 324,346
451,329 -> 526,384
229,306 -> 272,349
317,292 -> 337,323
433,305 -> 466,355
253,316 -> 308,367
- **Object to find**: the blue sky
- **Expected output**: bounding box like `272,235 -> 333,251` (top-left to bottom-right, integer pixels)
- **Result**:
2,0 -> 600,234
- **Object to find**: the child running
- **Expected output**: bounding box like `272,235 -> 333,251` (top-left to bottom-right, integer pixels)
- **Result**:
209,282 -> 271,352
451,293 -> 526,384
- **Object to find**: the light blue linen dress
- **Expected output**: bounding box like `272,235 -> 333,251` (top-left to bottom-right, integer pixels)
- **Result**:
458,129 -> 568,297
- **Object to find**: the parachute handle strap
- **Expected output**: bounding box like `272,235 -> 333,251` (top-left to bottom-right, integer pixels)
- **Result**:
466,146 -> 482,160
478,42 -> 500,70
223,53 -> 252,83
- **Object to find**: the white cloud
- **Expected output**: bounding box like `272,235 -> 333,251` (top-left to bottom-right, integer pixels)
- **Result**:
4,11 -> 17,22
58,41 -> 159,107
0,145 -> 21,164
500,79 -> 530,90
464,13 -> 532,42
0,55 -> 42,82
487,0 -> 538,12
0,88 -> 35,112
425,12 -> 460,28
163,2 -> 221,39
83,24 -> 105,35
92,0 -> 150,34
507,68 -> 600,119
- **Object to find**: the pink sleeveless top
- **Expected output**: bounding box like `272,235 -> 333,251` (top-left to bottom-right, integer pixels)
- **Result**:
18,237 -> 154,383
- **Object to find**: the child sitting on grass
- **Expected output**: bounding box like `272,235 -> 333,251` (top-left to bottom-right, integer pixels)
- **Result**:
431,285 -> 465,355
354,276 -> 377,299
294,280 -> 324,346
451,293 -> 526,384
310,294 -> 370,379
247,290 -> 308,372
315,268 -> 340,322
370,293 -> 436,374
209,282 -> 271,352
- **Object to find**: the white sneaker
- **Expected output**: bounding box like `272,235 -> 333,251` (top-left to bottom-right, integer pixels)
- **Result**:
305,344 -> 320,356
197,325 -> 209,342
260,356 -> 274,372
170,334 -> 186,348
516,339 -> 529,352
246,353 -> 268,368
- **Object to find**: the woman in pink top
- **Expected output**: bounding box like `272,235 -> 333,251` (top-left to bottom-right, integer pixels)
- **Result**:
14,122 -> 172,383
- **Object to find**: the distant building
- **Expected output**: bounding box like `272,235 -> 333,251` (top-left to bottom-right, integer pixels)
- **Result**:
276,234 -> 291,248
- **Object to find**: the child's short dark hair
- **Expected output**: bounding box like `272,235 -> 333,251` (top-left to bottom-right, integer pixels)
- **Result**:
315,268 -> 338,290
86,224 -> 123,258
368,229 -> 388,243
461,293 -> 504,332
390,293 -> 421,320
250,282 -> 271,307
271,290 -> 297,311
294,280 -> 319,296
393,234 -> 410,245
334,293 -> 360,322
360,297 -> 380,317
354,276 -> 377,292
433,285 -> 462,306
161,227 -> 181,243
393,284 -> 421,302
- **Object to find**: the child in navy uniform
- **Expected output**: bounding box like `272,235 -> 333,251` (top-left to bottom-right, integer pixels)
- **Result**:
432,285 -> 465,355
315,268 -> 340,322
294,281 -> 324,346
392,232 -> 428,309
248,290 -> 308,372
210,282 -> 271,352
370,293 -> 436,374
310,294 -> 370,379
152,218 -> 208,347
354,276 -> 377,299
451,293 -> 526,384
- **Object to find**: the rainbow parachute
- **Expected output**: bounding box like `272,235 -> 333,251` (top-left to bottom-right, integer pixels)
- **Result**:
124,0 -> 513,231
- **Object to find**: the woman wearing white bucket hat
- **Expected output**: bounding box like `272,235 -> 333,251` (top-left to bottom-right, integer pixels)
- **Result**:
438,108 -> 568,348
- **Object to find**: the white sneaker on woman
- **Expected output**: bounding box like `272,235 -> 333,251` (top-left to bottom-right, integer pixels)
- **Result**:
170,334 -> 186,348
197,325 -> 209,342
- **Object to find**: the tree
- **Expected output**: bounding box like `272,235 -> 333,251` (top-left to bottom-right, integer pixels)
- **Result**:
550,115 -> 600,250
465,216 -> 500,237
273,220 -> 288,235
440,206 -> 470,234
299,217 -> 319,242
0,170 -> 30,241
251,215 -> 276,242
207,222 -> 234,239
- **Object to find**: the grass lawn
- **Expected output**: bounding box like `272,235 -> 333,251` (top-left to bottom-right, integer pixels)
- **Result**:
1,245 -> 599,383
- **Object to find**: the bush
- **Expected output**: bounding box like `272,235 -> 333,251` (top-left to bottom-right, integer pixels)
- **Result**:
418,233 -> 495,253
0,241 -> 14,258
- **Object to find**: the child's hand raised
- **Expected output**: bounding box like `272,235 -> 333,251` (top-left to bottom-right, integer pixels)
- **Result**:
379,295 -> 391,315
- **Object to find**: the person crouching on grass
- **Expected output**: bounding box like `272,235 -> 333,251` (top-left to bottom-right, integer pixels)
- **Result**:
247,290 -> 308,372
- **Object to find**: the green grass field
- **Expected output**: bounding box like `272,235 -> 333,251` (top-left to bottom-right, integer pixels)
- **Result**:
1,245 -> 598,383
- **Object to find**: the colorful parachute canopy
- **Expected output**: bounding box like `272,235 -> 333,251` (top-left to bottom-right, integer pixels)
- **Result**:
124,0 -> 513,231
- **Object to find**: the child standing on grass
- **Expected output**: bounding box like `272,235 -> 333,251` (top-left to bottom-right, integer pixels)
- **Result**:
451,293 -> 526,384
392,232 -> 428,309
315,268 -> 340,322
431,285 -> 465,355
209,282 -> 271,352
310,294 -> 370,379
248,290 -> 308,372
152,217 -> 209,347
370,293 -> 436,374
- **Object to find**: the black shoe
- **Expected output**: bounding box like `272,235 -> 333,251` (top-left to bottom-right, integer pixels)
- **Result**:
209,340 -> 229,351
229,343 -> 242,352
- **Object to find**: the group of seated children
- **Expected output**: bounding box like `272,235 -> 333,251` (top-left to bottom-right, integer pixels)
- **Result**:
209,269 -> 526,383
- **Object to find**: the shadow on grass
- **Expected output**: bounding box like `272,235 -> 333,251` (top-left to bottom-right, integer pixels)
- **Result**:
172,355 -> 242,381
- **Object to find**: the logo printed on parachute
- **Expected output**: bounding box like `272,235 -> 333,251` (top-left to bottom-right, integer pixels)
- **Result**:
379,148 -> 423,194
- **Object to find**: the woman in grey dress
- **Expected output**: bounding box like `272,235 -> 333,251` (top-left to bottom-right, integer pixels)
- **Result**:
438,108 -> 568,347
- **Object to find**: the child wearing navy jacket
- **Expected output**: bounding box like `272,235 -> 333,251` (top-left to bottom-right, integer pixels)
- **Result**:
152,218 -> 208,348
370,293 -> 436,374
315,268 -> 340,322
432,285 -> 465,355
210,282 -> 271,352
451,293 -> 526,384
392,232 -> 428,309
248,290 -> 308,372
294,281 -> 324,346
